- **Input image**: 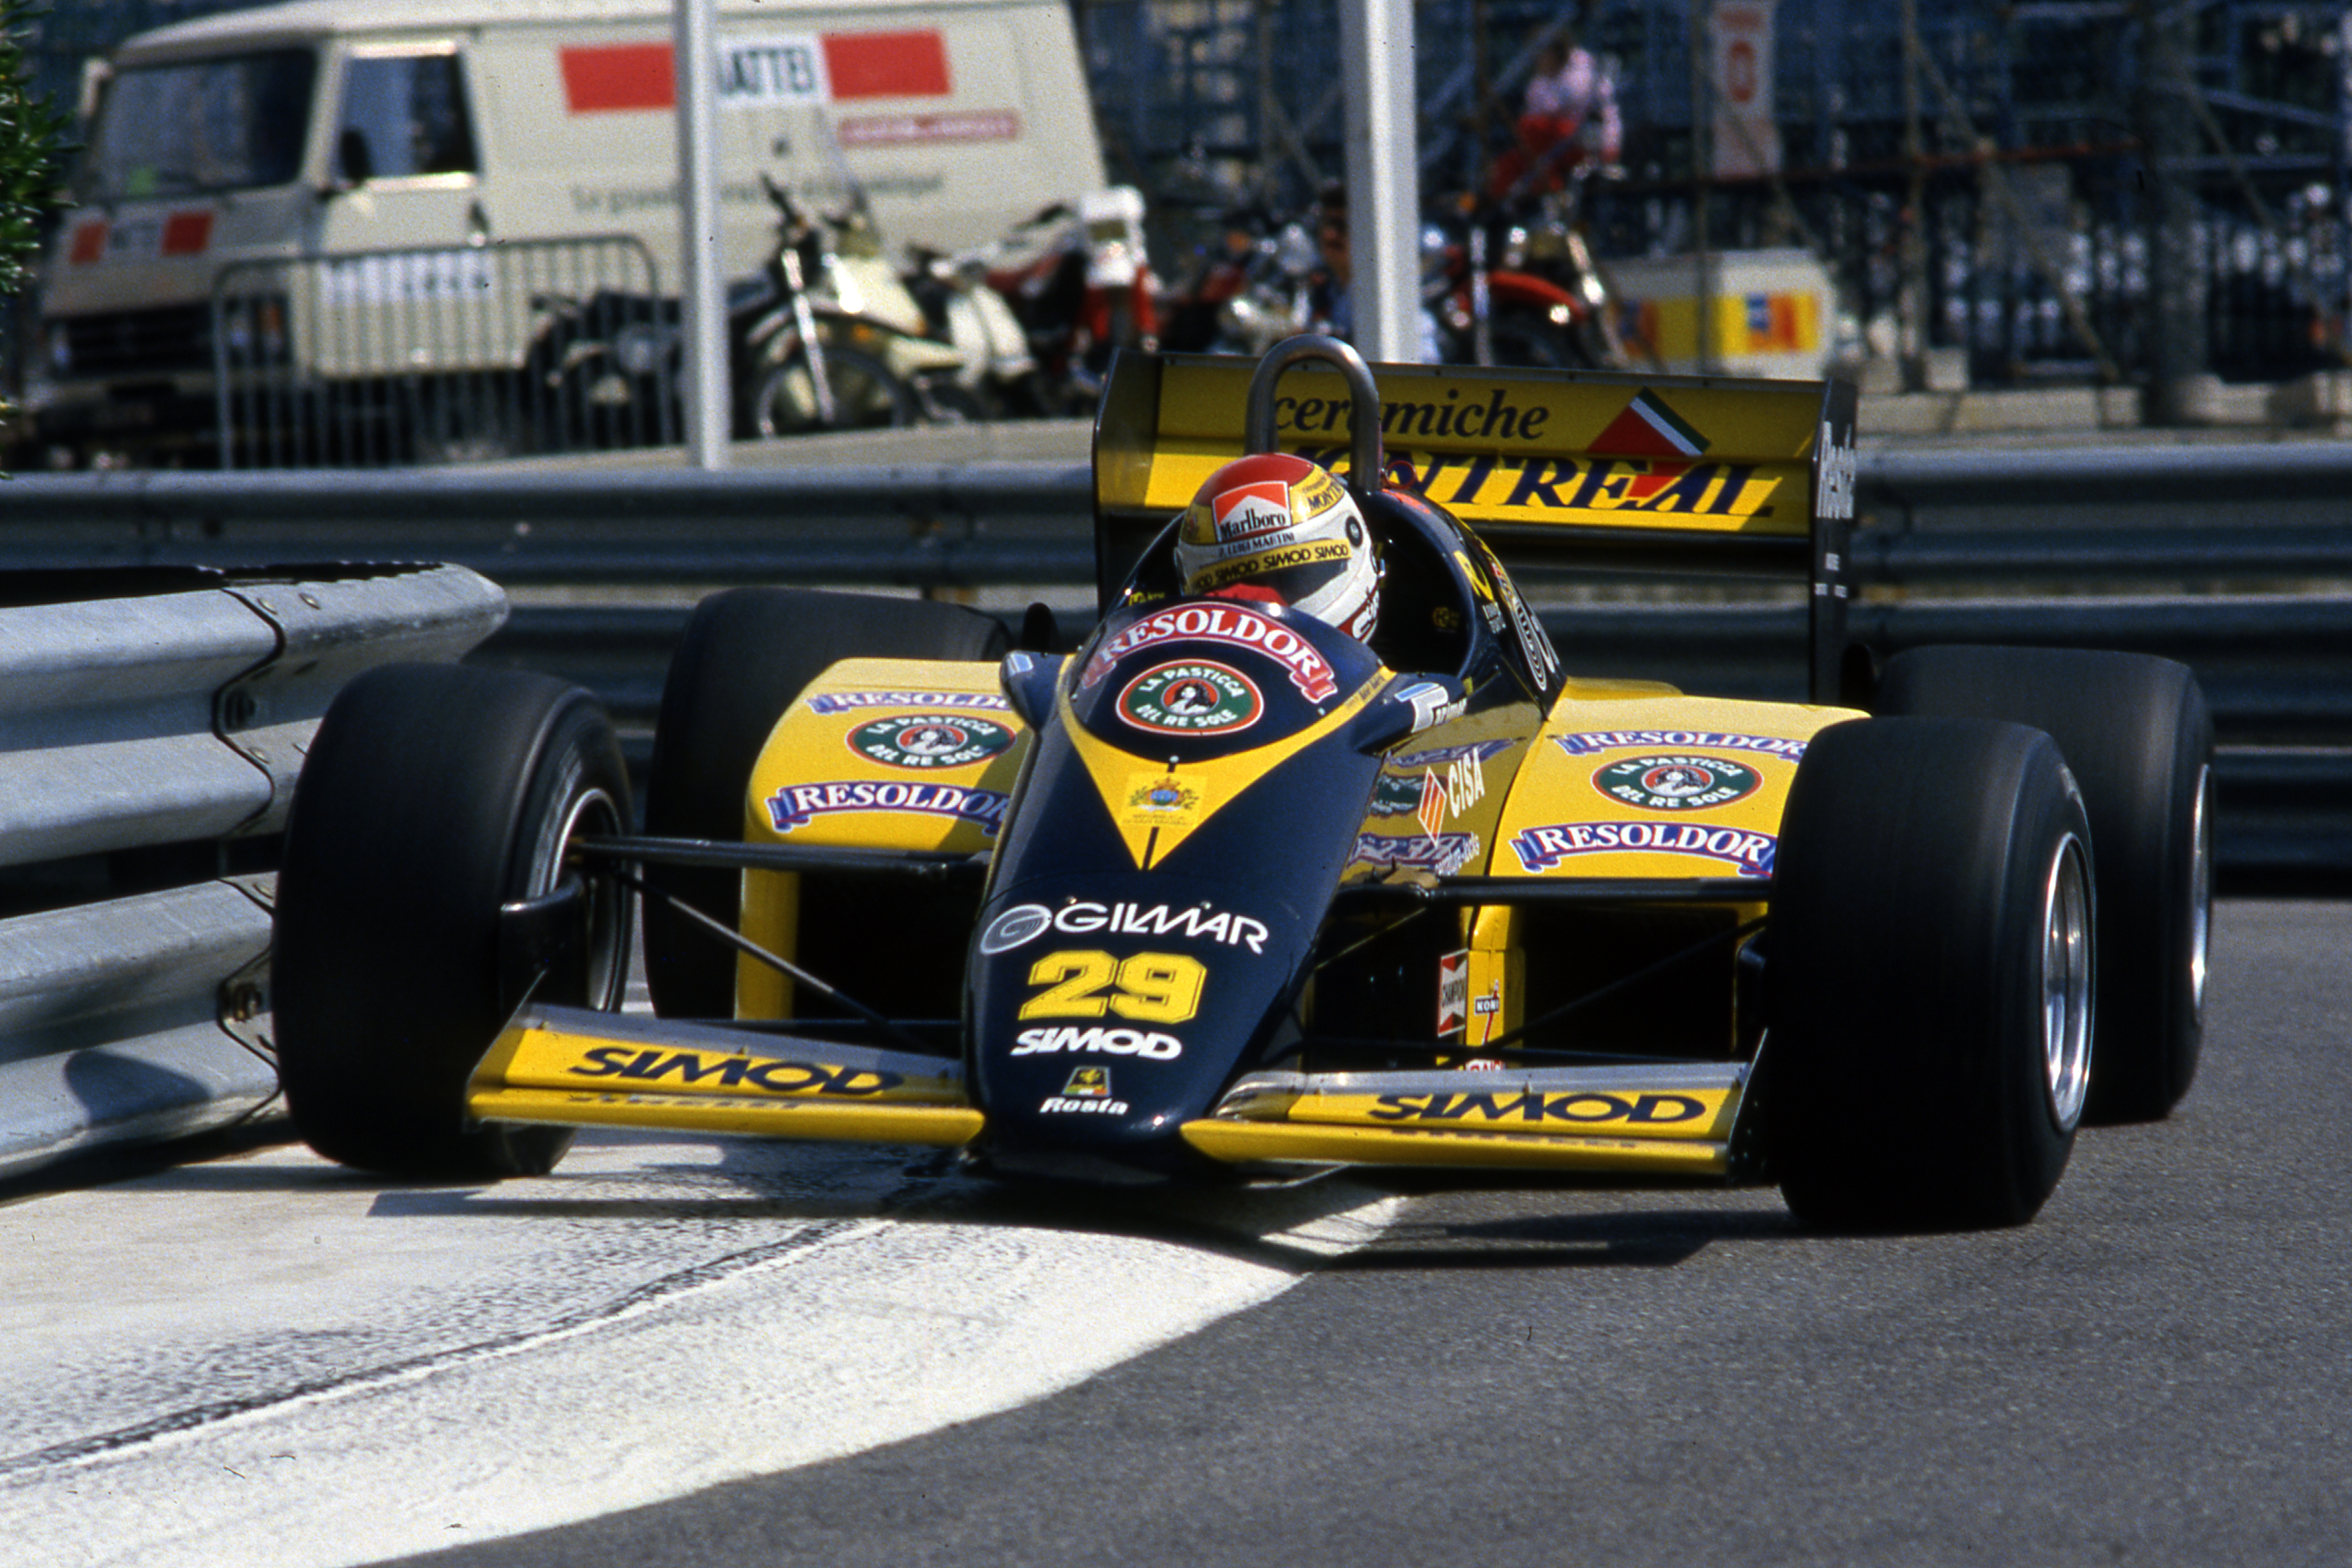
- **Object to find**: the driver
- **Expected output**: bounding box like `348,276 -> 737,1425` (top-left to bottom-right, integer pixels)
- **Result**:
1172,453 -> 1381,643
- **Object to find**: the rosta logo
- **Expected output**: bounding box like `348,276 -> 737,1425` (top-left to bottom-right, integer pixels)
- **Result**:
1119,660 -> 1263,735
848,715 -> 1015,770
1595,753 -> 1761,811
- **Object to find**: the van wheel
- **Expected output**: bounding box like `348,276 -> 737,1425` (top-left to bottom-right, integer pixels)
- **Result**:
642,589 -> 1009,1020
1877,647 -> 2213,1121
1768,718 -> 2094,1230
275,666 -> 633,1178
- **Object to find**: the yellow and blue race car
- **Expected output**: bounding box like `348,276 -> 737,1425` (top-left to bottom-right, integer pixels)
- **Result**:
272,335 -> 2211,1230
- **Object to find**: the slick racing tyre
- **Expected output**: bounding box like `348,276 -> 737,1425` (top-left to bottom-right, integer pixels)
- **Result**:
641,588 -> 1008,1022
275,665 -> 633,1178
1768,717 -> 2094,1230
1877,646 -> 2212,1121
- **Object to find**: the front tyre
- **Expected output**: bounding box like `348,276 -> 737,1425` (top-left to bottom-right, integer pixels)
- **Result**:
1768,718 -> 2094,1230
274,665 -> 633,1178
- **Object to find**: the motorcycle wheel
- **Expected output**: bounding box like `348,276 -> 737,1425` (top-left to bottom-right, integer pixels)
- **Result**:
751,345 -> 918,437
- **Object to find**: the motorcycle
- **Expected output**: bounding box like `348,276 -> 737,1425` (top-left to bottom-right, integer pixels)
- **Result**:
986,187 -> 1162,412
522,175 -> 969,447
1158,206 -> 1320,356
1445,161 -> 1630,370
903,241 -> 1048,418
733,174 -> 970,435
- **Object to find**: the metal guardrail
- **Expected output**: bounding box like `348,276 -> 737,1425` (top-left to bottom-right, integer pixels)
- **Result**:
4,439 -> 2349,882
0,564 -> 507,1181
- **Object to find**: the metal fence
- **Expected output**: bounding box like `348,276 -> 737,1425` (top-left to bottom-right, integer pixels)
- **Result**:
212,235 -> 670,469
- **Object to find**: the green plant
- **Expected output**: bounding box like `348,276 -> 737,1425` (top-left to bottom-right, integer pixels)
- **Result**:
0,0 -> 64,305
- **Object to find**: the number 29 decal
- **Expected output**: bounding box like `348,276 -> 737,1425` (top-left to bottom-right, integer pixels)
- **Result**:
1017,951 -> 1206,1024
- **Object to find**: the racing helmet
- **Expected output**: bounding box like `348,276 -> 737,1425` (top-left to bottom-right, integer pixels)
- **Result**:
1172,452 -> 1381,641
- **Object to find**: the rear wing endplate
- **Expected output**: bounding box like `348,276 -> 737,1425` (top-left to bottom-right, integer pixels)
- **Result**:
1093,350 -> 1859,703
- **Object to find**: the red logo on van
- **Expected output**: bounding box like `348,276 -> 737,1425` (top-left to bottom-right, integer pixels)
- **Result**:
560,31 -> 950,114
161,212 -> 213,256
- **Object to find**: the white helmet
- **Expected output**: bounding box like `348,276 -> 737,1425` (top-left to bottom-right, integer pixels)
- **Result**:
1172,452 -> 1381,641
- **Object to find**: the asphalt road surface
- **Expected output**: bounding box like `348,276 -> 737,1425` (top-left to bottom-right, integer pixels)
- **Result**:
3,897 -> 2345,1567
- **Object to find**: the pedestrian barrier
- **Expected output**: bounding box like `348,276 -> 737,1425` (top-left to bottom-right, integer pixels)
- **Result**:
0,564 -> 507,1181
212,236 -> 670,469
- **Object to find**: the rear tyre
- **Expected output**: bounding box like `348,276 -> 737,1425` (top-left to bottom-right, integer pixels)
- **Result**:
1768,718 -> 2094,1230
641,589 -> 1009,1020
275,665 -> 633,1178
1877,647 -> 2212,1121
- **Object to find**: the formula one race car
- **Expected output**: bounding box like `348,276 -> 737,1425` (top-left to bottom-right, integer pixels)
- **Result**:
272,335 -> 2211,1230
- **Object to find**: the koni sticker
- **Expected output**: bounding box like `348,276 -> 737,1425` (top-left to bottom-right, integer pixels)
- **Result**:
1593,753 -> 1762,811
1511,821 -> 1776,876
1117,660 -> 1264,736
765,780 -> 1009,836
848,715 -> 1016,769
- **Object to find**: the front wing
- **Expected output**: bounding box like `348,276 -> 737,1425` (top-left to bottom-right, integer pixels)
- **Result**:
468,1006 -> 1752,1176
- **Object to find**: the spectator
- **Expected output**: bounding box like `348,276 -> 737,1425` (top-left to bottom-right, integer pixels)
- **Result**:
1490,29 -> 1622,201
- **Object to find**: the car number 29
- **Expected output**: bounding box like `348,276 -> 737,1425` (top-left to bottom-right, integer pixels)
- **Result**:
1017,951 -> 1207,1024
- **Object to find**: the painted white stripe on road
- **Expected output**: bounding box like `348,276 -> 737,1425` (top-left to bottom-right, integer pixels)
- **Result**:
0,1132 -> 1395,1566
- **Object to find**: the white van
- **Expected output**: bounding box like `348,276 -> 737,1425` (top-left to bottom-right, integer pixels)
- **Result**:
28,0 -> 1108,463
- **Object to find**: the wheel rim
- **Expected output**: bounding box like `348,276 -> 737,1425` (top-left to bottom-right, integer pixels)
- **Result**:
533,785 -> 630,1014
2041,832 -> 2094,1131
2186,761 -> 2213,1022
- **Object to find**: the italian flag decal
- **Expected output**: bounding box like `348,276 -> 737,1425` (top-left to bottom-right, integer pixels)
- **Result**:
1592,390 -> 1711,501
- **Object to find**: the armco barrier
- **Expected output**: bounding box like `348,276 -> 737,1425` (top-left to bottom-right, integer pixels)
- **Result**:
0,564 -> 506,1180
5,443 -> 2349,881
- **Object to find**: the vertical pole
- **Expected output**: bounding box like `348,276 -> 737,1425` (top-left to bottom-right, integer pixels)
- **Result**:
1899,0 -> 1928,388
2136,0 -> 2209,423
1340,0 -> 1420,365
1690,0 -> 1715,374
675,0 -> 728,469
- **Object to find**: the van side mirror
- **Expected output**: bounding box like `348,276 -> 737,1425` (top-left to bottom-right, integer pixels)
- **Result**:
331,127 -> 372,191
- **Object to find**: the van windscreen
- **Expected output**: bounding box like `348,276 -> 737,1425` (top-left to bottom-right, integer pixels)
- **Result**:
82,49 -> 317,200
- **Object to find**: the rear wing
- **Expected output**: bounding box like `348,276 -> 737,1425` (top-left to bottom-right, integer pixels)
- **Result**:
1093,351 -> 1859,704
